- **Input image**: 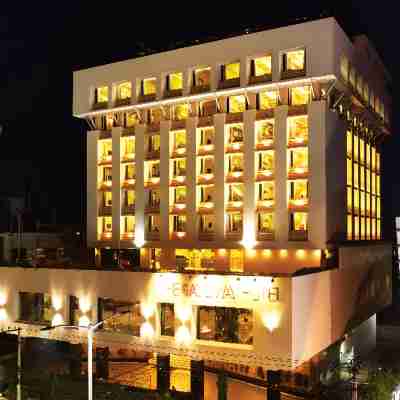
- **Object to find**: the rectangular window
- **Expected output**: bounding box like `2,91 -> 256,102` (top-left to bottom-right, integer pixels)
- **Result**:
199,214 -> 215,233
198,156 -> 214,175
289,86 -> 311,106
257,150 -> 274,173
360,191 -> 365,215
226,212 -> 243,233
353,135 -> 359,161
98,298 -> 142,336
172,215 -> 186,232
19,292 -> 52,324
173,104 -> 189,120
258,213 -> 274,233
366,143 -> 371,167
174,186 -> 186,203
359,139 -> 365,164
354,216 -> 359,240
102,216 -> 112,233
287,115 -> 308,145
193,67 -> 211,87
167,72 -> 183,91
124,190 -> 135,207
252,55 -> 272,77
125,112 -> 138,128
230,249 -> 244,272
288,180 -> 308,205
124,164 -> 135,181
199,100 -> 217,117
103,191 -> 112,207
148,108 -> 162,124
172,158 -> 186,178
98,140 -> 112,161
173,130 -> 186,151
227,153 -> 244,173
360,217 -> 365,240
282,49 -> 305,73
142,78 -> 157,96
122,137 -> 135,157
148,189 -> 160,207
160,303 -> 175,336
198,127 -> 214,147
353,163 -> 359,188
288,148 -> 308,174
228,184 -> 244,202
360,166 -> 365,190
223,62 -> 240,80
354,189 -> 359,212
227,123 -> 244,144
95,86 -> 108,103
290,212 -> 307,232
347,214 -> 353,240
121,216 -> 135,235
197,306 -> 253,345
258,182 -> 275,202
256,120 -> 274,144
377,197 -> 381,219
347,130 -> 353,158
347,187 -> 352,212
148,134 -> 161,153
258,91 -> 278,109
103,166 -> 112,182
117,82 -> 132,100
377,175 -> 381,195
147,215 -> 160,233
228,95 -> 246,113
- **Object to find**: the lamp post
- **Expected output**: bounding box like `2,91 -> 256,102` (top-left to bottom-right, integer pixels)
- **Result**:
41,311 -> 129,400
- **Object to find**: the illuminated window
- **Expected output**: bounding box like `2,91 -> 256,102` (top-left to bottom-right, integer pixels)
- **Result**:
347,187 -> 352,212
199,215 -> 215,233
372,195 -> 376,217
258,213 -> 274,233
288,180 -> 308,205
171,158 -> 186,178
377,219 -> 381,239
353,163 -> 359,188
193,67 -> 211,87
346,130 -> 353,158
125,112 -> 138,128
354,189 -> 359,212
98,140 -> 112,161
173,186 -> 186,204
147,134 -> 160,153
148,189 -> 160,207
347,159 -> 353,186
372,173 -> 376,194
223,62 -> 240,80
198,185 -> 214,204
141,78 -> 156,96
228,95 -> 246,113
354,136 -> 359,161
160,303 -> 175,336
366,217 -> 370,240
371,219 -> 376,239
256,120 -> 274,144
199,100 -> 217,117
360,191 -> 365,215
117,82 -> 132,100
173,104 -> 189,120
377,197 -> 381,219
226,212 -> 243,232
252,55 -> 272,76
121,216 -> 135,235
198,127 -> 214,147
290,212 -> 307,232
257,182 -> 275,202
228,184 -> 244,202
360,217 -> 365,240
227,123 -> 244,144
340,55 -> 349,82
103,191 -> 112,207
19,292 -> 52,324
172,215 -> 186,232
147,214 -> 160,233
360,166 -> 365,190
287,115 -> 308,145
173,130 -> 186,151
124,164 -> 135,180
347,214 -> 353,240
288,148 -> 308,174
227,153 -> 244,173
95,86 -> 108,103
198,156 -> 214,175
354,216 -> 359,240
377,175 -> 381,195
376,153 -> 381,172
256,151 -> 274,174
366,143 -> 370,167
359,139 -> 365,164
167,72 -> 183,91
102,166 -> 112,182
146,161 -> 160,179
197,306 -> 253,345
289,86 -> 311,106
258,91 -> 278,110
148,108 -> 162,124
123,190 -> 135,207
230,249 -> 244,272
282,49 -> 305,73
102,216 -> 112,233
366,193 -> 370,214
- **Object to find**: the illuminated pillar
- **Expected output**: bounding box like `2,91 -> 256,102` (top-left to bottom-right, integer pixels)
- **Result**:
186,117 -> 198,242
274,105 -> 289,244
243,109 -> 257,248
160,121 -> 172,242
87,131 -> 99,247
135,124 -> 146,248
112,127 -> 122,249
214,113 -> 226,243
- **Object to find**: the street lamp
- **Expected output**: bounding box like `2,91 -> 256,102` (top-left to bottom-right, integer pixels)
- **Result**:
41,311 -> 130,400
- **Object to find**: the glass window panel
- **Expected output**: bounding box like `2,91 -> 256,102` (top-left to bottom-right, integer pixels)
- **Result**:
198,127 -> 215,146
227,212 -> 243,232
359,139 -> 365,164
377,175 -> 381,195
96,86 -> 108,103
227,124 -> 244,144
288,148 -> 308,173
347,159 -> 353,186
224,62 -> 240,80
174,186 -> 186,203
168,72 -> 183,91
353,163 -> 359,188
117,82 -> 132,100
287,115 -> 308,145
258,182 -> 275,201
347,214 -> 353,240
258,213 -> 274,233
228,184 -> 244,202
256,120 -> 274,143
292,212 -> 307,231
346,130 -> 353,158
258,151 -> 274,172
347,187 -> 352,211
194,67 -> 211,87
288,180 -> 308,201
258,91 -> 278,109
174,130 -> 186,149
230,249 -> 244,272
228,154 -> 244,172
360,191 -> 365,215
174,104 -> 189,120
354,189 -> 359,211
142,78 -> 156,96
354,216 -> 359,240
160,303 -> 175,336
253,56 -> 272,76
229,95 -> 246,113
284,49 -> 305,71
289,86 -> 311,106
360,166 -> 365,190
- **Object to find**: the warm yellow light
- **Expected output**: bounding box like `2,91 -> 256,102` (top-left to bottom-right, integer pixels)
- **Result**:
296,249 -> 306,259
247,249 -> 257,258
0,308 -> 7,322
176,148 -> 186,155
218,249 -> 227,256
263,249 -> 272,258
79,315 -> 91,327
0,292 -> 7,307
141,303 -> 155,320
176,232 -> 186,238
232,143 -> 241,150
134,226 -> 145,248
175,204 -> 186,210
262,311 -> 280,332
52,296 -> 63,312
280,249 -> 288,258
52,313 -> 64,327
314,249 -> 322,258
175,325 -> 192,346
231,171 -> 243,178
203,173 -> 213,181
140,321 -> 154,340
79,297 -> 91,313
176,305 -> 192,323
203,144 -> 214,152
176,176 -> 185,183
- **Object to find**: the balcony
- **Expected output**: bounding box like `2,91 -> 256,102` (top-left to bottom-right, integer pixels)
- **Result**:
170,231 -> 186,240
121,232 -> 135,241
197,173 -> 214,185
225,142 -> 244,153
121,153 -> 135,163
138,93 -> 156,103
288,198 -> 309,209
121,179 -> 135,189
281,69 -> 306,80
171,146 -> 186,158
164,89 -> 183,99
225,171 -> 243,183
225,231 -> 242,241
99,232 -> 112,241
257,231 -> 275,241
287,167 -> 308,179
98,205 -> 112,216
98,154 -> 112,166
145,231 -> 160,241
256,170 -> 274,181
249,74 -> 272,85
169,203 -> 186,213
145,201 -> 160,213
256,200 -> 274,210
289,230 -> 308,241
191,84 -> 210,95
198,202 -> 214,213
115,97 -> 131,107
198,231 -> 215,241
170,174 -> 186,186
98,180 -> 112,190
145,150 -> 160,160
226,201 -> 243,211
197,144 -> 214,156
145,177 -> 160,188
121,204 -> 135,215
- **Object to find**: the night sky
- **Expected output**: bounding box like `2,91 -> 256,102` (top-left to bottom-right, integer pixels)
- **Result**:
0,2 -> 398,237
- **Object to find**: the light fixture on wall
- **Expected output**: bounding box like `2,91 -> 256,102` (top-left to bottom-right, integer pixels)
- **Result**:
262,311 -> 280,332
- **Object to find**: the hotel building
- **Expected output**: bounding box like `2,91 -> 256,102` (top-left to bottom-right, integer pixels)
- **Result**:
0,17 -> 393,397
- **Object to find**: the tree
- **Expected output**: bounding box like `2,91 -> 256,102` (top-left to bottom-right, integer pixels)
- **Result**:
364,369 -> 400,400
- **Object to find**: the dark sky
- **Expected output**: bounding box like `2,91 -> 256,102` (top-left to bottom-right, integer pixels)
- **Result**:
0,2 -> 398,235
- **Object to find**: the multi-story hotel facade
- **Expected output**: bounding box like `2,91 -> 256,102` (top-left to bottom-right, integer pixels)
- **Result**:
0,17 -> 393,397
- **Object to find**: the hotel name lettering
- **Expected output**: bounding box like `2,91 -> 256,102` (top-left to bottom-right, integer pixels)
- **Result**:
164,278 -> 280,304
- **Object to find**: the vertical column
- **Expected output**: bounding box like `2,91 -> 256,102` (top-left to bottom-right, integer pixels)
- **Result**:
186,117 -> 198,243
274,106 -> 288,244
135,125 -> 146,247
240,56 -> 249,87
243,109 -> 256,247
160,121 -> 171,242
157,354 -> 170,394
308,101 -> 327,248
214,113 -> 226,243
87,131 -> 99,247
112,127 -> 122,249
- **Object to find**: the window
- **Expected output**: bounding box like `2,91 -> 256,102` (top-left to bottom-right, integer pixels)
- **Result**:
19,292 -> 52,324
122,137 -> 135,157
98,140 -> 112,161
95,86 -> 108,103
282,49 -> 305,74
148,189 -> 160,207
288,180 -> 308,205
199,215 -> 215,233
160,303 -> 175,336
347,159 -> 353,186
167,72 -> 183,91
125,112 -> 139,128
228,184 -> 244,202
359,139 -> 365,164
347,187 -> 352,212
173,104 -> 189,120
354,189 -> 359,212
222,62 -> 240,81
103,191 -> 112,207
251,55 -> 272,77
124,164 -> 135,180
287,115 -> 308,145
99,298 -> 142,336
230,249 -> 244,272
172,215 -> 186,232
193,67 -> 211,87
148,108 -> 162,124
290,212 -> 307,232
147,161 -> 160,179
347,215 -> 353,240
142,78 -> 157,96
123,190 -> 135,207
258,91 -> 278,109
172,158 -> 186,177
198,156 -> 214,175
198,127 -> 214,147
102,216 -> 112,233
147,215 -> 160,233
227,123 -> 244,144
197,306 -> 253,345
173,130 -> 186,151
258,182 -> 274,202
289,86 -> 311,106
117,82 -> 131,100
198,185 -> 214,204
346,130 -> 353,158
257,151 -> 274,173
354,216 -> 359,240
103,166 -> 112,182
121,216 -> 135,235
226,212 -> 243,233
199,100 -> 217,117
148,134 -> 161,153
228,95 -> 246,113
353,163 -> 359,188
149,248 -> 161,270
227,153 -> 244,173
173,186 -> 186,203
288,148 -> 308,174
258,213 -> 274,233
256,120 -> 274,144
